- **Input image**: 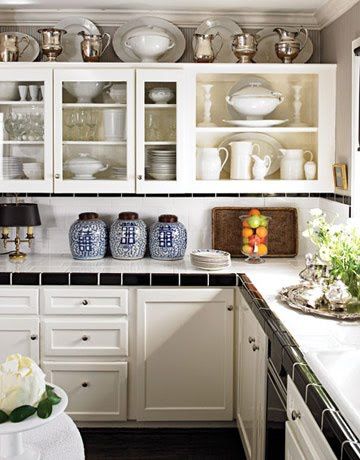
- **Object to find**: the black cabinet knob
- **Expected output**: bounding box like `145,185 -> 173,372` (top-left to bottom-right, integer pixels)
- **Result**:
82,335 -> 89,341
82,300 -> 88,306
30,334 -> 38,341
81,382 -> 88,388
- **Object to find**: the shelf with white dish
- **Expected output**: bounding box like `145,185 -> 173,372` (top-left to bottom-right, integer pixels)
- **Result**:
62,103 -> 126,108
195,127 -> 319,133
2,140 -> 44,144
0,101 -> 43,106
144,104 -> 176,109
62,141 -> 127,145
144,141 -> 176,145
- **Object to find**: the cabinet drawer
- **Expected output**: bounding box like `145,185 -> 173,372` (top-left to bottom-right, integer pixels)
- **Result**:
42,318 -> 128,357
0,318 -> 39,363
0,288 -> 38,314
43,361 -> 127,421
41,288 -> 128,315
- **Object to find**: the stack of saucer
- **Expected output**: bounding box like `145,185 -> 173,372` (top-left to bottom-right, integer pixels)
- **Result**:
190,249 -> 231,271
148,149 -> 176,181
2,157 -> 23,179
111,165 -> 127,180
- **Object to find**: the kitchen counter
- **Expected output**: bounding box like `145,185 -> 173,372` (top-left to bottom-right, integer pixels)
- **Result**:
0,253 -> 359,457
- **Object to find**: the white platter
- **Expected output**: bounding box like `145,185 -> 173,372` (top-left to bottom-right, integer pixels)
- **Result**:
113,17 -> 185,63
0,32 -> 39,62
253,27 -> 314,64
55,16 -> 100,62
223,119 -> 288,127
218,132 -> 284,177
196,17 -> 242,63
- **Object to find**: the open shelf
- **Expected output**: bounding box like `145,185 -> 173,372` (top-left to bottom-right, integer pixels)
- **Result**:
144,141 -> 177,145
0,101 -> 43,106
63,141 -> 126,145
62,103 -> 126,108
196,127 -> 318,133
144,104 -> 176,109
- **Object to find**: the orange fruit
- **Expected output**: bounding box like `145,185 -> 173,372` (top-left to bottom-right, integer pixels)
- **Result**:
249,234 -> 261,246
256,226 -> 268,238
257,243 -> 268,256
242,219 -> 250,228
248,208 -> 261,216
242,228 -> 253,238
242,244 -> 253,255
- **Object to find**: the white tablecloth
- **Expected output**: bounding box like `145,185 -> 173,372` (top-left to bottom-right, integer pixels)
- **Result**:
23,414 -> 84,460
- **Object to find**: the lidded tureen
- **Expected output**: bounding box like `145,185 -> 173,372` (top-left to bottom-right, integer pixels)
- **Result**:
64,153 -> 108,180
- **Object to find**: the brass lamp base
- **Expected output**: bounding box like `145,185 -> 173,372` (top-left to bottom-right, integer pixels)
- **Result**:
9,251 -> 27,261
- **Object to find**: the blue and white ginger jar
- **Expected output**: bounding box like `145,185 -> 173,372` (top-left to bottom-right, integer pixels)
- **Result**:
149,214 -> 187,261
110,212 -> 147,260
69,212 -> 107,260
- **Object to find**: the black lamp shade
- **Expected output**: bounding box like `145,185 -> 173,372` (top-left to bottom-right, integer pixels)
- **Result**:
0,203 -> 41,227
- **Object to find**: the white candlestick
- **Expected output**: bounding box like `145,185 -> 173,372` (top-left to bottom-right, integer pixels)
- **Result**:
289,84 -> 307,127
198,84 -> 216,127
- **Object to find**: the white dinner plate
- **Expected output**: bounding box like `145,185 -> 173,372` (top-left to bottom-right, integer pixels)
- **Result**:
223,119 -> 288,127
113,17 -> 185,63
195,17 -> 242,63
218,132 -> 284,177
253,27 -> 314,64
0,32 -> 39,62
55,16 -> 100,62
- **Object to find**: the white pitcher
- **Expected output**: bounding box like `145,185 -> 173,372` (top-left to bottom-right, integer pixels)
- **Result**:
279,149 -> 313,180
196,147 -> 229,180
252,154 -> 271,180
229,141 -> 260,180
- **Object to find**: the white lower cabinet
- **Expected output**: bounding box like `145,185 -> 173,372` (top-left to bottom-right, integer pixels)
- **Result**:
0,317 -> 39,363
236,290 -> 267,460
43,361 -> 127,421
136,288 -> 234,421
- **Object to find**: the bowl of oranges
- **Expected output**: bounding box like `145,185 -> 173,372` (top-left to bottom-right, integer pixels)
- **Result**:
240,208 -> 270,264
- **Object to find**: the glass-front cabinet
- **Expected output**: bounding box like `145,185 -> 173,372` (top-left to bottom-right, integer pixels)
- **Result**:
135,69 -> 187,193
0,68 -> 52,193
54,69 -> 134,193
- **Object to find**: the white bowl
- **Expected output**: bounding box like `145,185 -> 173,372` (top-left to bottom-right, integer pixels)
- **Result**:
63,82 -> 109,103
0,82 -> 18,101
148,87 -> 174,104
125,34 -> 174,62
65,153 -> 108,178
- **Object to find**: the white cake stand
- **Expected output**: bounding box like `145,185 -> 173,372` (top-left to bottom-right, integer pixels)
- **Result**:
0,385 -> 67,460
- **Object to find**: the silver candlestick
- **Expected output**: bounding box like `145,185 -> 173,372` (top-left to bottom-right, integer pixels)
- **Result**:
289,84 -> 307,127
198,84 -> 216,127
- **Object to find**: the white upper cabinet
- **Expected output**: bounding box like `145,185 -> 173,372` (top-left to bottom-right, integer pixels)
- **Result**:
0,67 -> 53,193
53,68 -> 135,193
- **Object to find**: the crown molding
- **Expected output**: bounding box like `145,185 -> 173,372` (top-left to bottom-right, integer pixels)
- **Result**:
315,0 -> 359,29
0,8 -> 319,29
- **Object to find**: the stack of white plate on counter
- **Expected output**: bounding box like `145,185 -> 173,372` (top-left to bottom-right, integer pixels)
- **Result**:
110,166 -> 127,180
190,249 -> 231,271
148,149 -> 176,181
2,157 -> 23,179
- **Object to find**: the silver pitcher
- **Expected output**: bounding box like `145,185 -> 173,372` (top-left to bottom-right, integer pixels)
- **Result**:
192,33 -> 223,63
38,28 -> 67,61
273,27 -> 309,63
0,34 -> 30,62
232,33 -> 258,63
78,32 -> 111,62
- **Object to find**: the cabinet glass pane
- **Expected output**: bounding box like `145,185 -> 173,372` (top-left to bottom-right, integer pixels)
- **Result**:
61,81 -> 127,181
144,82 -> 177,182
0,81 -> 45,181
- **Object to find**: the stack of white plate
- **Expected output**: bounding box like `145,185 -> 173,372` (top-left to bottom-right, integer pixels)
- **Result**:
2,157 -> 23,179
111,166 -> 127,180
190,249 -> 231,271
148,149 -> 176,180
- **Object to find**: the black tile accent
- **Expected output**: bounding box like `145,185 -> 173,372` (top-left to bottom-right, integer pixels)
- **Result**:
306,384 -> 337,427
169,193 -> 192,197
192,193 -> 216,197
26,193 -> 50,197
49,193 -> 74,197
122,193 -> 145,197
343,441 -> 360,460
100,273 -> 122,285
12,272 -> 40,285
209,274 -> 237,286
73,193 -> 98,197
70,273 -> 97,285
238,193 -> 263,197
180,274 -> 208,286
286,193 -> 310,197
41,273 -> 69,285
344,195 -> 352,206
145,193 -> 169,197
98,193 -> 122,197
0,273 -> 10,284
263,193 -> 286,197
151,273 -> 179,286
216,193 -> 240,197
123,273 -> 151,286
322,411 -> 358,458
309,192 -> 320,197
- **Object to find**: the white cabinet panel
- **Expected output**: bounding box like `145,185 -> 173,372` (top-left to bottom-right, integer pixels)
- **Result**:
0,288 -> 38,314
0,317 -> 39,363
41,287 -> 128,315
285,422 -> 306,460
42,318 -> 128,357
43,361 -> 127,421
137,288 -> 234,421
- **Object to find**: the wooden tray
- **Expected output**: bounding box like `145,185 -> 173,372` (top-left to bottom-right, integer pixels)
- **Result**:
212,207 -> 298,258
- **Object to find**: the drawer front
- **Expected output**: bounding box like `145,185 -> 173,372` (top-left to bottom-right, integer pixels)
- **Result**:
42,319 -> 128,357
43,361 -> 127,421
0,318 -> 39,363
41,288 -> 128,315
0,288 -> 38,315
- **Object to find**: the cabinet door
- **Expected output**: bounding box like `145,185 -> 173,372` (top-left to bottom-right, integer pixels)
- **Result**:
137,288 -> 234,421
135,69 -> 189,193
0,67 -> 53,193
54,68 -> 135,193
0,317 -> 39,363
285,422 -> 306,460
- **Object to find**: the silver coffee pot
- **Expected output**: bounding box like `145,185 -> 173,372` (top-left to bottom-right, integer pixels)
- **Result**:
38,28 -> 67,61
273,27 -> 309,63
0,34 -> 30,62
78,32 -> 111,62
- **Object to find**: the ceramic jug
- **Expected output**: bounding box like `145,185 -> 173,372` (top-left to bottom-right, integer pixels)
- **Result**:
304,159 -> 317,180
252,154 -> 272,180
192,33 -> 223,63
279,149 -> 313,180
196,147 -> 229,180
229,141 -> 260,180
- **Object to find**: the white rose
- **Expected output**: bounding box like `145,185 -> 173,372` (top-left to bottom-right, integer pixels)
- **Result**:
310,208 -> 323,217
0,354 -> 46,414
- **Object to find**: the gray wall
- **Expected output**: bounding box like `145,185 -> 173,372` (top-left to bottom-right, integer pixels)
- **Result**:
320,1 -> 360,194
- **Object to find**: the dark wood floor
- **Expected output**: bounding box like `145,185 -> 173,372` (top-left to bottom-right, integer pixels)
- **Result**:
80,428 -> 246,460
